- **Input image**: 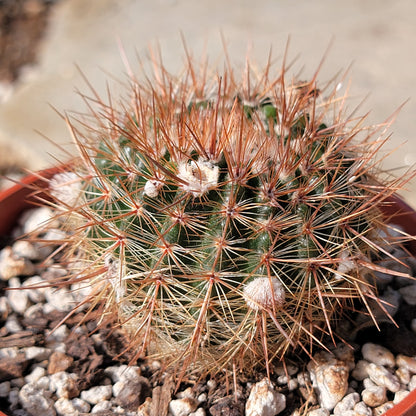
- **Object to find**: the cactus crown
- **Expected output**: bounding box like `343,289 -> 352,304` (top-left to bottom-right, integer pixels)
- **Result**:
48,52 -> 411,377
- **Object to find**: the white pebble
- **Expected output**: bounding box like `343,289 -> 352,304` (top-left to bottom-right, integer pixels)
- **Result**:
399,284 -> 416,305
393,390 -> 410,404
0,347 -> 19,359
49,372 -> 78,399
333,392 -> 359,415
372,401 -> 394,415
362,377 -> 376,389
396,354 -> 416,373
23,275 -> 47,302
351,360 -> 370,381
0,247 -> 35,281
7,277 -> 30,314
91,400 -> 112,413
362,343 -> 395,367
46,325 -> 70,344
306,409 -> 329,416
24,366 -> 46,384
0,381 -> 10,397
5,315 -> 23,333
21,207 -> 55,234
19,382 -> 56,416
44,287 -> 75,312
245,378 -> 286,416
190,409 -> 206,416
24,346 -> 52,361
396,366 -> 411,384
54,397 -> 78,415
307,353 -> 349,410
353,401 -> 372,416
169,397 -> 198,416
367,363 -> 400,392
71,397 -> 91,413
361,385 -> 387,407
81,385 -> 113,405
104,364 -> 141,383
34,376 -> 51,391
12,240 -> 39,260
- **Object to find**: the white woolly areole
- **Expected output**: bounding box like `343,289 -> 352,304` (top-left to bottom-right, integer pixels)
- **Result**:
177,159 -> 219,196
243,277 -> 285,311
49,172 -> 81,207
144,178 -> 164,198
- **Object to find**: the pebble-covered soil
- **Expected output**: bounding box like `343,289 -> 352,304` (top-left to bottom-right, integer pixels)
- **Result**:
1,206 -> 416,416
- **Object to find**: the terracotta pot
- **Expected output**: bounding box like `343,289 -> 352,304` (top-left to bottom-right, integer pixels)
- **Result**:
0,167 -> 416,416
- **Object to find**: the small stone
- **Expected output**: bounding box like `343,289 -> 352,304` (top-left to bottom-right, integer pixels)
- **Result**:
104,364 -> 141,382
393,390 -> 410,404
372,401 -> 394,415
396,366 -> 411,384
396,354 -> 416,373
351,360 -> 370,381
113,376 -> 151,410
12,240 -> 40,260
34,376 -> 50,391
20,207 -> 55,234
362,343 -> 395,367
19,382 -> 56,416
5,314 -> 23,333
49,371 -> 79,399
361,385 -> 387,407
48,351 -> 74,374
44,287 -> 75,312
7,277 -> 30,314
399,284 -> 416,305
71,397 -> 91,413
0,381 -> 10,397
169,397 -> 198,416
24,346 -> 52,361
367,363 -> 400,392
306,409 -> 329,416
22,275 -> 47,303
190,409 -> 206,416
46,325 -> 69,344
353,401 -> 372,416
24,366 -> 46,384
245,378 -> 286,416
80,385 -> 113,405
54,397 -> 78,415
91,400 -> 112,413
362,377 -> 376,389
0,247 -> 35,281
307,352 -> 349,410
333,392 -> 359,415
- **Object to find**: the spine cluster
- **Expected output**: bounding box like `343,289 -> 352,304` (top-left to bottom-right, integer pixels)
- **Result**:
48,54 -> 411,376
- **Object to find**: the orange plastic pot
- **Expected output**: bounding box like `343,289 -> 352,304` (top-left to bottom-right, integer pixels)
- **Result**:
0,167 -> 415,416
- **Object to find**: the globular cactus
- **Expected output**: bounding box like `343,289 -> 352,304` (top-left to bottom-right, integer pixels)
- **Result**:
47,53 -> 411,377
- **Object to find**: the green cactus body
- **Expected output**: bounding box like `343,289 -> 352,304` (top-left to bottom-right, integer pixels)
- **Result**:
51,59 -> 408,375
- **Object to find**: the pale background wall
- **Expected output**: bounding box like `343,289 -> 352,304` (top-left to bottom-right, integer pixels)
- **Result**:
0,0 -> 415,206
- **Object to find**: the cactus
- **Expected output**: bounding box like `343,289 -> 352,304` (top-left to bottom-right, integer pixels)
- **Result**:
47,53 -> 412,377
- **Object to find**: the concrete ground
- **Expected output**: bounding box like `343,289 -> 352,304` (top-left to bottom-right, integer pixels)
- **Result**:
0,0 -> 415,206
